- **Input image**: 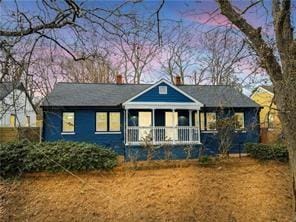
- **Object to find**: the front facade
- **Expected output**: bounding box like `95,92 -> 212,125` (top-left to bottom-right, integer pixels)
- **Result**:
0,82 -> 37,127
251,86 -> 282,143
42,79 -> 260,160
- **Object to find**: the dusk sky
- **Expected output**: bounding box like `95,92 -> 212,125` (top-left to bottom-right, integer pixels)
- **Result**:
1,0 -> 295,95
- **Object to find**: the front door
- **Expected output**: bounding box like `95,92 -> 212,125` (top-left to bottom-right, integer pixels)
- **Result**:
165,112 -> 178,141
138,112 -> 152,141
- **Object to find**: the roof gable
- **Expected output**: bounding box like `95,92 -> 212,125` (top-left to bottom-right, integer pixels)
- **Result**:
0,82 -> 24,100
123,79 -> 202,105
0,82 -> 37,112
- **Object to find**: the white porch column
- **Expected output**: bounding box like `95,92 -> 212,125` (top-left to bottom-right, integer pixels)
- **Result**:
125,109 -> 129,144
172,108 -> 176,144
152,108 -> 155,144
197,110 -> 200,142
189,110 -> 192,142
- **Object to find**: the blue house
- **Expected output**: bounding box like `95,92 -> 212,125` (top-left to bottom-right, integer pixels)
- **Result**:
41,77 -> 260,160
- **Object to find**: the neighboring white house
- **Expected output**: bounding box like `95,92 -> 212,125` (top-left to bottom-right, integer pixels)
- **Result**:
0,82 -> 37,127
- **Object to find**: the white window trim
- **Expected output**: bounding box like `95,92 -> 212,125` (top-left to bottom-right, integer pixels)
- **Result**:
235,130 -> 247,133
234,112 -> 245,130
159,86 -> 167,94
95,131 -> 121,134
61,132 -> 76,135
201,130 -> 218,134
95,111 -> 121,133
96,112 -> 108,132
62,112 -> 75,133
206,112 -> 217,131
109,112 -> 121,132
198,112 -> 205,130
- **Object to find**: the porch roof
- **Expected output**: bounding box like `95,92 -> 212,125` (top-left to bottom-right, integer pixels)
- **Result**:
42,82 -> 260,108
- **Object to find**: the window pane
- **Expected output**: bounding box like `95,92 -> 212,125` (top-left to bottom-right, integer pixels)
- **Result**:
10,114 -> 15,127
109,112 -> 120,131
63,112 -> 74,132
199,112 -> 205,130
26,116 -> 30,127
206,112 -> 216,130
234,112 -> 244,129
268,113 -> 274,129
159,86 -> 167,94
96,112 -> 107,131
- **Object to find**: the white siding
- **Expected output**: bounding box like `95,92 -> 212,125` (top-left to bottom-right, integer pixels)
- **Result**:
0,89 -> 36,127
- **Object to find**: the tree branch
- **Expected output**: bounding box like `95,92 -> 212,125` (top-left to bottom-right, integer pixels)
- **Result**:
217,0 -> 283,82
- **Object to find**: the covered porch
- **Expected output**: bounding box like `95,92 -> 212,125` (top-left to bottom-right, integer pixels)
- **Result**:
124,104 -> 201,145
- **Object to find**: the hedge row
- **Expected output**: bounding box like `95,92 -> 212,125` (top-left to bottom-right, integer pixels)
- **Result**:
245,143 -> 288,162
0,141 -> 117,178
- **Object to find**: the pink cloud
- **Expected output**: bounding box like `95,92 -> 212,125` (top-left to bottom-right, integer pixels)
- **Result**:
184,10 -> 274,37
184,12 -> 234,27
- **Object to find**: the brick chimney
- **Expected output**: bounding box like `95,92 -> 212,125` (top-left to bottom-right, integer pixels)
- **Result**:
175,76 -> 182,86
116,74 -> 123,84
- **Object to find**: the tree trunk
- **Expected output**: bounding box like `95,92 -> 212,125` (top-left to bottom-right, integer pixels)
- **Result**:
216,1 -> 296,218
274,79 -> 296,218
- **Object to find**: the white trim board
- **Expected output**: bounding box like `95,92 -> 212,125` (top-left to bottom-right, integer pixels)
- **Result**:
124,102 -> 201,110
122,79 -> 203,107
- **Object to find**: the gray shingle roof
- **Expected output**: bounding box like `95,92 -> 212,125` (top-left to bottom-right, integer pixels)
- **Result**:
179,85 -> 259,107
42,82 -> 260,108
0,82 -> 23,100
261,85 -> 274,93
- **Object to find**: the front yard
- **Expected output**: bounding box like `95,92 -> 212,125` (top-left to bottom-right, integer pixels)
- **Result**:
0,158 -> 292,222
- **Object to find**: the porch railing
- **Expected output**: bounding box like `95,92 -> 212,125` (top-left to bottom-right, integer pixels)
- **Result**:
126,126 -> 200,145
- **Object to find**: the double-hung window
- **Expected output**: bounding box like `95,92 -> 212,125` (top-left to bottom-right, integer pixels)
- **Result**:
206,112 -> 216,130
195,112 -> 216,131
96,112 -> 108,131
234,112 -> 245,130
62,112 -> 75,133
199,112 -> 205,130
109,112 -> 120,131
195,112 -> 205,130
96,112 -> 120,132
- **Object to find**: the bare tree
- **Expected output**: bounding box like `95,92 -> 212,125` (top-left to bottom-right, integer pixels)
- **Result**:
0,0 -> 167,104
198,29 -> 256,88
216,0 -> 296,217
112,19 -> 160,84
60,52 -> 118,83
216,116 -> 236,157
160,23 -> 201,84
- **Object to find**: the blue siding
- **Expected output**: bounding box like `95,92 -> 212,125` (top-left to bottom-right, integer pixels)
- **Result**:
43,108 -> 125,155
132,82 -> 195,103
125,145 -> 202,161
43,106 -> 260,160
200,107 -> 260,154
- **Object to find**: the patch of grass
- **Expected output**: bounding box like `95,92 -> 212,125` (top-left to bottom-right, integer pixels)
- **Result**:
198,155 -> 216,166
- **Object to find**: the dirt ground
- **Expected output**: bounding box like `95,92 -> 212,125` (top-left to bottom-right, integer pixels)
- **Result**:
0,158 -> 293,222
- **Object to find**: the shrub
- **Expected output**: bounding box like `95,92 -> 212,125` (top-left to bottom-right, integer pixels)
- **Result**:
217,117 -> 236,157
0,141 -> 117,178
0,140 -> 30,178
198,155 -> 216,165
245,143 -> 288,162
